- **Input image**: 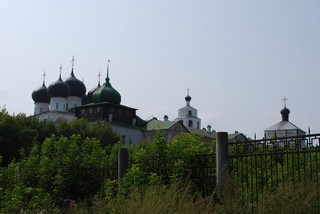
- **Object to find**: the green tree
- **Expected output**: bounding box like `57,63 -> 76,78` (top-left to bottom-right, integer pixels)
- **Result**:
120,132 -> 210,196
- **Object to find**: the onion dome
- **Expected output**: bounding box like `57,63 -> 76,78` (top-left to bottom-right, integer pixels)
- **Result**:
32,81 -> 50,103
87,82 -> 101,103
92,62 -> 121,105
48,75 -> 71,98
281,107 -> 290,121
92,76 -> 121,105
185,94 -> 191,102
64,69 -> 86,97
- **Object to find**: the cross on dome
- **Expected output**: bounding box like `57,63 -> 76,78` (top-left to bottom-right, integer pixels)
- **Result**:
43,71 -> 46,84
59,64 -> 63,78
71,56 -> 75,69
98,71 -> 101,83
282,96 -> 288,107
106,59 -> 110,81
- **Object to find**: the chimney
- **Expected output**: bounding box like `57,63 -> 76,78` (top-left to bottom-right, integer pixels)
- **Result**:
164,115 -> 169,121
207,125 -> 212,132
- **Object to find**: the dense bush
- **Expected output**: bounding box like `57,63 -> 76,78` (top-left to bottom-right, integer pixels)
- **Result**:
0,107 -> 119,167
0,135 -> 120,212
119,132 -> 210,196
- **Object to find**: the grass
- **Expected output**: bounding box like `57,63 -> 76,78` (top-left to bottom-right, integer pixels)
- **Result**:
65,177 -> 319,214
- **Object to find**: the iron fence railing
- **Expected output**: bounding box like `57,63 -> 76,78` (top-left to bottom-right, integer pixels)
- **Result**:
228,133 -> 320,204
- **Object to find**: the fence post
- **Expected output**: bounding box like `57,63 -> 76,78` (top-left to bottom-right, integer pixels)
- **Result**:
216,132 -> 228,187
118,148 -> 128,181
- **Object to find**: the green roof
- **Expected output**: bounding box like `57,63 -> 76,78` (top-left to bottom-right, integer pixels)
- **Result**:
146,119 -> 180,131
187,127 -> 216,139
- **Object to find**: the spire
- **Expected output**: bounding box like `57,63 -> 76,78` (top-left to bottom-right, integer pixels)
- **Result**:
59,64 -> 63,80
42,71 -> 46,85
106,59 -> 110,82
71,56 -> 75,76
282,96 -> 288,108
185,88 -> 191,105
281,96 -> 290,121
98,71 -> 101,86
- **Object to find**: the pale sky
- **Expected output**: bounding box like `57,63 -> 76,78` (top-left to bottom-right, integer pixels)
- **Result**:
0,0 -> 319,138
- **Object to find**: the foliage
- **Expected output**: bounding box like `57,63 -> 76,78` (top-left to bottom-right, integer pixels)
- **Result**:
66,181 -> 215,214
0,135 -> 115,211
56,119 -> 119,147
256,178 -> 318,214
0,108 -> 40,166
0,107 -> 119,167
119,132 -> 210,197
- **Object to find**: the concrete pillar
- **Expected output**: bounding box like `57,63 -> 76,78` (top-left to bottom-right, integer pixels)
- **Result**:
216,132 -> 229,187
118,148 -> 128,181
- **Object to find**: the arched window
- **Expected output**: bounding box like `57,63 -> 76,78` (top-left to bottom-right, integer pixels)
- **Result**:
188,110 -> 192,116
188,120 -> 193,127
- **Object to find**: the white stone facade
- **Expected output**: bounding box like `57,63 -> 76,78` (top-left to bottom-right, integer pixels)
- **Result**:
34,102 -> 49,115
49,97 -> 68,112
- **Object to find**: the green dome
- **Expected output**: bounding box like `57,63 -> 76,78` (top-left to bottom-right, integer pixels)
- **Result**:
92,77 -> 121,105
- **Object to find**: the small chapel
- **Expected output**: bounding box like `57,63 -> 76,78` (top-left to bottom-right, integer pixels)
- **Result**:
264,97 -> 306,139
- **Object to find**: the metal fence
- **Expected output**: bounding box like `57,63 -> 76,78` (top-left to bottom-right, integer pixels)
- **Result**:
72,133 -> 320,203
74,166 -> 118,198
189,153 -> 216,196
227,133 -> 320,204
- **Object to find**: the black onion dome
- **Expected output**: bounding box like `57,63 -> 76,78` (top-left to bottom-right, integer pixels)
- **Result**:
32,82 -> 50,103
280,107 -> 290,121
185,95 -> 191,102
280,107 -> 290,115
48,76 -> 71,98
64,69 -> 86,97
87,82 -> 101,103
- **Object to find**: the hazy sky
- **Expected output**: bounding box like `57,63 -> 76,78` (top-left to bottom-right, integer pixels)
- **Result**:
0,1 -> 319,138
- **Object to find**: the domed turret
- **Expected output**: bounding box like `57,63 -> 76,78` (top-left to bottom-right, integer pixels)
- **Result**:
32,82 -> 50,103
92,61 -> 121,105
64,69 -> 86,97
32,72 -> 50,115
185,94 -> 191,102
48,74 -> 71,98
280,96 -> 290,121
87,81 -> 101,103
185,89 -> 191,106
281,107 -> 290,121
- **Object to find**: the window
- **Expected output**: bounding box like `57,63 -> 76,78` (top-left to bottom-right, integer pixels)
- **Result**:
89,108 -> 92,114
56,103 -> 58,110
188,120 -> 193,127
66,103 -> 68,110
188,110 -> 192,116
40,108 -> 42,113
197,122 -> 200,129
97,106 -> 100,113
